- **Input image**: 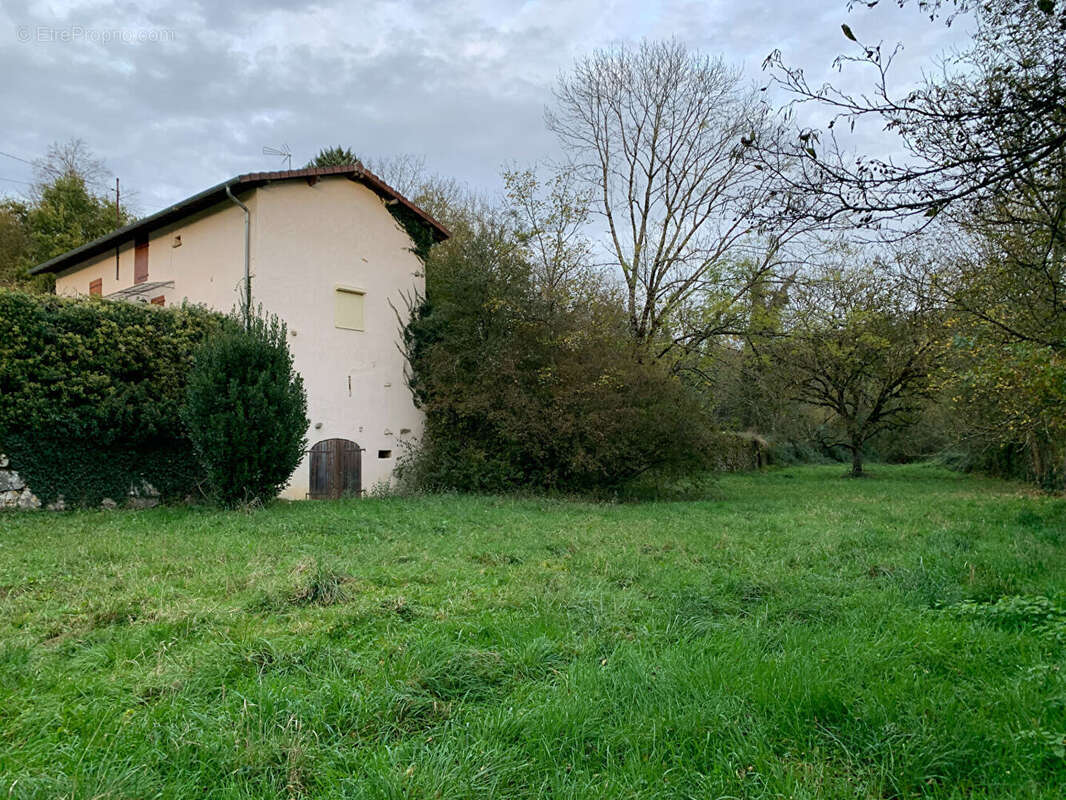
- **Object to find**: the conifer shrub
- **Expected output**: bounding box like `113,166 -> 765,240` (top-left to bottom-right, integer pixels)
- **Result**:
181,312 -> 308,507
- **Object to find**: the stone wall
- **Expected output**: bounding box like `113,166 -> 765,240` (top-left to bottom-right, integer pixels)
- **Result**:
0,455 -> 41,509
0,454 -> 164,511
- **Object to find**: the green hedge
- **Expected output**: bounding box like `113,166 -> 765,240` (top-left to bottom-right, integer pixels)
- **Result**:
0,289 -> 228,507
940,438 -> 1066,493
709,432 -> 770,472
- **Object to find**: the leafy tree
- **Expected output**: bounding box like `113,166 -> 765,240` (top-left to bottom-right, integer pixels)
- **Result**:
948,334 -> 1066,488
502,166 -> 595,313
26,173 -> 131,266
938,156 -> 1066,352
182,312 -> 308,506
0,201 -> 30,288
0,140 -> 132,291
307,146 -> 362,168
933,175 -> 1066,487
701,264 -> 796,436
757,1 -> 1065,487
774,266 -> 944,476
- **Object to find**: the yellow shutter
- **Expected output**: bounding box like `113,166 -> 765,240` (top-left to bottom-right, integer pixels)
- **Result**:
334,287 -> 365,331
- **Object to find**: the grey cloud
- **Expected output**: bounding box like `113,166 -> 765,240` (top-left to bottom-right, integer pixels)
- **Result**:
1,0 -> 970,215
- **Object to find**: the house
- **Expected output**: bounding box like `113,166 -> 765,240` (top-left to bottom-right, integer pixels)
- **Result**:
30,165 -> 449,499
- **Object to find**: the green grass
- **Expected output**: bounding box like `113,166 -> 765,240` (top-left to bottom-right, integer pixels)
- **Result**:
0,464 -> 1064,798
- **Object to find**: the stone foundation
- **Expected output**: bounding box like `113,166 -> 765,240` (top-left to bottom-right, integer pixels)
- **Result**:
0,454 -> 158,511
0,454 -> 41,509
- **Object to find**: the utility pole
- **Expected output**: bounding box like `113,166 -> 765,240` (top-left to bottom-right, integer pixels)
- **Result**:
114,177 -> 120,280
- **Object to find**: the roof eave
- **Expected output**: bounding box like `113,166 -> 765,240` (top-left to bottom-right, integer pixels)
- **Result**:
30,176 -> 242,275
30,166 -> 449,276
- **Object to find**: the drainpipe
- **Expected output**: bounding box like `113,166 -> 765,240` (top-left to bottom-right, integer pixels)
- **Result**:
225,184 -> 251,330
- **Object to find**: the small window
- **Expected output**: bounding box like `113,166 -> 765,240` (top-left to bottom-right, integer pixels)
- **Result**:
89,278 -> 102,296
334,287 -> 365,331
150,295 -> 165,307
377,450 -> 392,459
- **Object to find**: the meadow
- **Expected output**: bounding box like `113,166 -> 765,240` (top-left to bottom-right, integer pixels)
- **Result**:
0,464 -> 1063,798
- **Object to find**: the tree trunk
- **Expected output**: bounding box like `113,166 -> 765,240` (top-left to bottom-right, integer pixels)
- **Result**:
850,440 -> 865,478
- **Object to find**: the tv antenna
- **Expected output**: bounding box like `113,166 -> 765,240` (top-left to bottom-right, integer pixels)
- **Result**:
262,144 -> 292,170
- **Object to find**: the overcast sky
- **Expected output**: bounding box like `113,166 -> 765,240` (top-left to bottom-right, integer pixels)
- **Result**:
1,0 -> 972,214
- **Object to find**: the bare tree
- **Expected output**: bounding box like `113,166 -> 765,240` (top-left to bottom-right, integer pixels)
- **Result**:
32,138 -> 109,195
365,153 -> 429,199
547,39 -> 809,349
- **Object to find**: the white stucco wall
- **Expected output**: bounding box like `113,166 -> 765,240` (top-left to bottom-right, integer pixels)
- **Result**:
53,176 -> 426,498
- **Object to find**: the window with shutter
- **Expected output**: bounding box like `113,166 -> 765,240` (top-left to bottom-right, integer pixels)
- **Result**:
334,287 -> 365,331
134,236 -> 149,284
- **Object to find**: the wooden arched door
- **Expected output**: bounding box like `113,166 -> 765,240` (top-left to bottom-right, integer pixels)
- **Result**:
308,439 -> 362,499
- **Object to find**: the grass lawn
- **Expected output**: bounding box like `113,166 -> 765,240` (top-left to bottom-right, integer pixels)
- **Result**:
0,464 -> 1064,798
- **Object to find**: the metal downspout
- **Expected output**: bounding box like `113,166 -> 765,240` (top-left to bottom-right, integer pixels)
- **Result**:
225,184 -> 251,329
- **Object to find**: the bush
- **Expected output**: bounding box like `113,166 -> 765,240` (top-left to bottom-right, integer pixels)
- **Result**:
0,288 -> 225,507
182,312 -> 308,506
939,438 -> 1066,493
764,439 -> 834,467
944,339 -> 1066,492
399,213 -> 718,494
708,432 -> 770,471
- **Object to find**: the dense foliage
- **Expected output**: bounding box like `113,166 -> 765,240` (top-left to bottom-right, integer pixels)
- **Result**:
182,312 -> 308,506
945,336 -> 1066,490
401,206 -> 717,494
0,289 -> 226,506
934,133 -> 1066,489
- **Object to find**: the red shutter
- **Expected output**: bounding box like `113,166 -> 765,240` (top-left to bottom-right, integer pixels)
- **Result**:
89,278 -> 102,296
150,295 -> 165,307
134,236 -> 149,284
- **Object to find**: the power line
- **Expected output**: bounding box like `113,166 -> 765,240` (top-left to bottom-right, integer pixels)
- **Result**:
0,152 -> 34,193
0,151 -> 33,165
